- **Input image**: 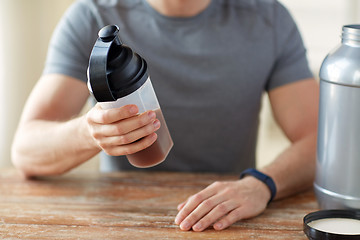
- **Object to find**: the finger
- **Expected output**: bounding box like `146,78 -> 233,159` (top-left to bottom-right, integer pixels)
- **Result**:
102,132 -> 158,156
93,111 -> 156,137
177,193 -> 226,231
97,119 -> 160,147
192,200 -> 237,232
89,104 -> 139,124
174,185 -> 218,227
177,201 -> 186,211
213,206 -> 250,231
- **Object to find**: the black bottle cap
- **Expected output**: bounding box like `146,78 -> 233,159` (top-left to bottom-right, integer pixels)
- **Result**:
88,25 -> 148,102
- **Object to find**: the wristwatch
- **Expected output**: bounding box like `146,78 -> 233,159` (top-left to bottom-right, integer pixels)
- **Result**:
240,168 -> 277,203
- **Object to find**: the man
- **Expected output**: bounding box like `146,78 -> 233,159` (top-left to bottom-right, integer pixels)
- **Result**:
11,0 -> 319,232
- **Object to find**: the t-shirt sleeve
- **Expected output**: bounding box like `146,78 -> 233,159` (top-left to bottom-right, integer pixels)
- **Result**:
265,2 -> 313,91
42,0 -> 100,83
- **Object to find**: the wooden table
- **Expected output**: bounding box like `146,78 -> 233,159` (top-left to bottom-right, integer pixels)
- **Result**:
0,169 -> 318,239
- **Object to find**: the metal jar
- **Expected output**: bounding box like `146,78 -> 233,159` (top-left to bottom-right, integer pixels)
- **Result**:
315,25 -> 360,209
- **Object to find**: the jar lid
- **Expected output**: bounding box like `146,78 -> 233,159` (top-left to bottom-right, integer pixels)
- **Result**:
303,209 -> 360,240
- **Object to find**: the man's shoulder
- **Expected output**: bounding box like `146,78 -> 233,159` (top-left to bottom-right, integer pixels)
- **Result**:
217,0 -> 291,27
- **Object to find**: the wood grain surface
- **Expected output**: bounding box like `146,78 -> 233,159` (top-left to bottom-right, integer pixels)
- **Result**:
0,170 -> 318,239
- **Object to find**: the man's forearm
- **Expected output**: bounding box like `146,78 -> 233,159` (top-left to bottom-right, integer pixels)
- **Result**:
11,115 -> 100,177
260,132 -> 317,200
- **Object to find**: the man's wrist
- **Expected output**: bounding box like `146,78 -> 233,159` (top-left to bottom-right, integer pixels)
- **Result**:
240,168 -> 277,203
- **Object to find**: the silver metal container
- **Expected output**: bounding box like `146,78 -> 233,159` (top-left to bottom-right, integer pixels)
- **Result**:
315,25 -> 360,209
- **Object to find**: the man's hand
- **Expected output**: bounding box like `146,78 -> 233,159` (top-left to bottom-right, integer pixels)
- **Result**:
86,104 -> 161,156
174,176 -> 271,231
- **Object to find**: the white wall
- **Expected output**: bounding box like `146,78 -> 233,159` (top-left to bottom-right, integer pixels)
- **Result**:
0,5 -> 5,167
0,0 -> 75,168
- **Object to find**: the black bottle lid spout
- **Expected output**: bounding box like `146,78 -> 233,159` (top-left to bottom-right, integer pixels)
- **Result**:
98,25 -> 119,41
88,25 -> 148,102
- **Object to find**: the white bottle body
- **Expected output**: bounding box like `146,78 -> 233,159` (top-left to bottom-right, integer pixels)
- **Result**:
89,77 -> 173,168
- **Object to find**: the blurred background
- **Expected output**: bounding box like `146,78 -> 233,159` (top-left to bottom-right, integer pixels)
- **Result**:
0,0 -> 359,173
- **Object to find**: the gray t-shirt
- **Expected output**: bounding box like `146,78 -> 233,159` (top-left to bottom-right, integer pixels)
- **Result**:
43,0 -> 313,173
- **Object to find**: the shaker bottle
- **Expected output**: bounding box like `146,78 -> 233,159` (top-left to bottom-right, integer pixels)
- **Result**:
315,25 -> 360,209
87,25 -> 173,168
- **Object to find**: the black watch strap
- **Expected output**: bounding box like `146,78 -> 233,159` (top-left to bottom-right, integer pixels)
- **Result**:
240,168 -> 277,203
